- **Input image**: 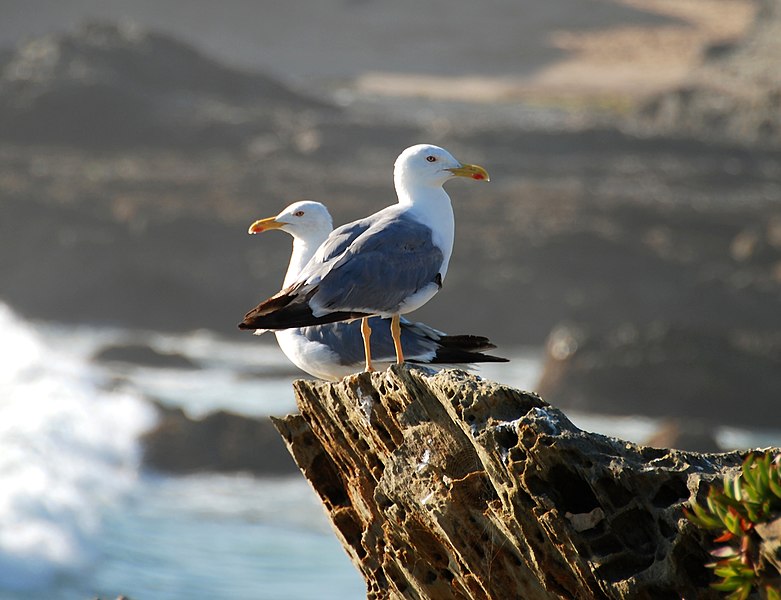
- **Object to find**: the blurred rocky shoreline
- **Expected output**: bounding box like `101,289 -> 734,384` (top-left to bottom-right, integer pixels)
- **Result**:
2,20 -> 780,434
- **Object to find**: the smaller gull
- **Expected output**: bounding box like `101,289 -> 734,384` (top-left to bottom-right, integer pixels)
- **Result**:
239,144 -> 489,372
247,200 -> 508,381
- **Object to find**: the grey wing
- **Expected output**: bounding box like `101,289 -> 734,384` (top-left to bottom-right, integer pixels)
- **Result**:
309,217 -> 444,314
298,317 -> 439,365
398,317 -> 445,340
291,219 -> 372,291
313,220 -> 371,264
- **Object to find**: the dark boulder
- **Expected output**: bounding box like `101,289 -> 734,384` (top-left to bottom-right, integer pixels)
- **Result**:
142,404 -> 297,475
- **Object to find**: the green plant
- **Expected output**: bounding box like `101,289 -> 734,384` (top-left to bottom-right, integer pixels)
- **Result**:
685,452 -> 781,600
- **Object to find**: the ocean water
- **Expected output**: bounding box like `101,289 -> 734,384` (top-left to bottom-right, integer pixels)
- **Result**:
0,303 -> 367,600
0,302 -> 777,600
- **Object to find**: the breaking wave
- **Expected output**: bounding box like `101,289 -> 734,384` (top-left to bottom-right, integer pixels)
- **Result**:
0,303 -> 156,591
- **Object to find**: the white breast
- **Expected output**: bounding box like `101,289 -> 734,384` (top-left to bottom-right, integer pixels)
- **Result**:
404,189 -> 455,280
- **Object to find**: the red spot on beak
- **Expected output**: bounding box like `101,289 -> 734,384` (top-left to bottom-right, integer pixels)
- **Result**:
472,173 -> 485,180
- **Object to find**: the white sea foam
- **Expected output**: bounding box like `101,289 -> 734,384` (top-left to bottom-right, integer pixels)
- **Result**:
0,304 -> 156,591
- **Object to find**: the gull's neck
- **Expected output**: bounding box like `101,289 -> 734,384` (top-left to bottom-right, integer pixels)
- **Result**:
284,231 -> 329,287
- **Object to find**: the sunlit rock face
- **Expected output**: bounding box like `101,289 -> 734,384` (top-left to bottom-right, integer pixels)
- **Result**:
273,365 -> 767,599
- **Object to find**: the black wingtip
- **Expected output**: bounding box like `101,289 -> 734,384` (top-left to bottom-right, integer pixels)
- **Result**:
422,348 -> 510,365
436,334 -> 499,353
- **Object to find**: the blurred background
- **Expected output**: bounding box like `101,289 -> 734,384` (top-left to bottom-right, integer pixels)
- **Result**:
1,0 -> 779,598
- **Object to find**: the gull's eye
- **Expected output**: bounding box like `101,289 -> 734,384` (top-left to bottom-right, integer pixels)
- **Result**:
426,156 -> 436,162
294,210 -> 305,217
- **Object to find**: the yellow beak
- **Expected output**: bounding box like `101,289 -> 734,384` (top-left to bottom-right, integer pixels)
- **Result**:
247,216 -> 285,234
447,163 -> 490,182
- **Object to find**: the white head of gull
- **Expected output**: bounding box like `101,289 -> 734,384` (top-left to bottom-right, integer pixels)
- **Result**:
247,200 -> 333,288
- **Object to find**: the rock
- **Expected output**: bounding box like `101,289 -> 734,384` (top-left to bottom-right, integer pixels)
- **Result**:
273,365 -> 776,599
143,404 -> 297,475
536,322 -> 781,428
93,343 -> 198,369
0,21 -> 331,148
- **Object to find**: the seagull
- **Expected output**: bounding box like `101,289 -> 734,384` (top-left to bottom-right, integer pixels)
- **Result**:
247,200 -> 507,380
239,144 -> 489,372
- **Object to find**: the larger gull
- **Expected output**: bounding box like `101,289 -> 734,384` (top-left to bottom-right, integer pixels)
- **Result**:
247,200 -> 507,380
239,144 -> 489,371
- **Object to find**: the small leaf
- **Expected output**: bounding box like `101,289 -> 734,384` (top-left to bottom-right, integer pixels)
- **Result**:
710,498 -> 733,528
724,511 -> 743,537
723,475 -> 740,501
710,547 -> 739,560
714,563 -> 741,578
742,454 -> 757,490
729,582 -> 751,600
712,578 -> 743,592
743,478 -> 762,503
765,584 -> 781,600
713,490 -> 744,513
713,531 -> 735,544
743,504 -> 759,524
689,501 -> 722,530
756,454 -> 771,494
769,472 -> 781,500
708,492 -> 723,514
735,565 -> 755,578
